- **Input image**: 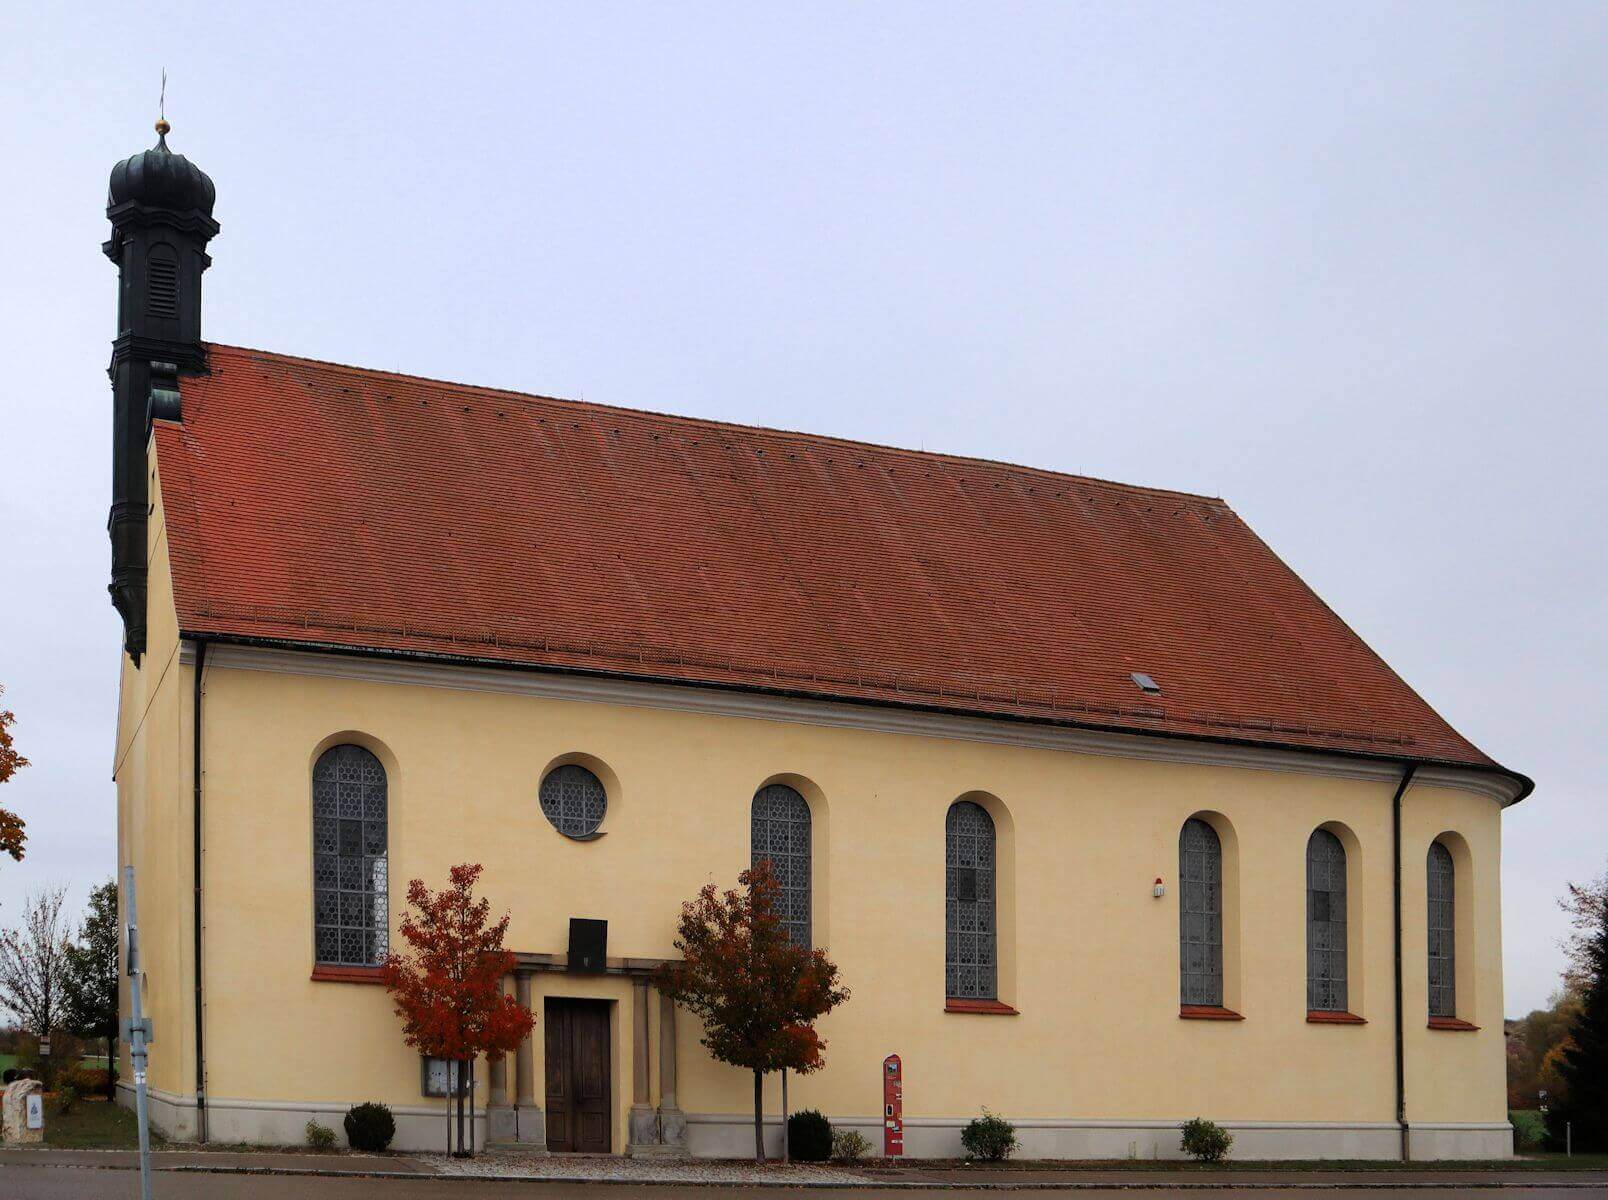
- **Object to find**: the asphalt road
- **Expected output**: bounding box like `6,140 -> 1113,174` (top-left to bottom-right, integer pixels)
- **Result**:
4,1164 -> 1608,1200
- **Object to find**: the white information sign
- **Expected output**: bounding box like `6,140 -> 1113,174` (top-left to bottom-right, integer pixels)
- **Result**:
26,1092 -> 44,1130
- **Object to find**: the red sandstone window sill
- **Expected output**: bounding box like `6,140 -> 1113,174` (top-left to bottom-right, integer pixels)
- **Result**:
944,998 -> 1018,1015
1427,1016 -> 1480,1032
311,964 -> 387,985
1307,1010 -> 1367,1025
1179,1005 -> 1244,1020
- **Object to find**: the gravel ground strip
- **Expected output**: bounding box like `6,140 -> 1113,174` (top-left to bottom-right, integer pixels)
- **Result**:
428,1153 -> 877,1185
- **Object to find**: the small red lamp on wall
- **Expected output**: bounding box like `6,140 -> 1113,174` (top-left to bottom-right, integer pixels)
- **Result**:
1153,876 -> 1166,898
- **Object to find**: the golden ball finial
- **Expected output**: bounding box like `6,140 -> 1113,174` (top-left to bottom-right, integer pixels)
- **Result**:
155,118 -> 171,136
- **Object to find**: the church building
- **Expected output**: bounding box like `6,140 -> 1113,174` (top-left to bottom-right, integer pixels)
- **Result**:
108,121 -> 1530,1159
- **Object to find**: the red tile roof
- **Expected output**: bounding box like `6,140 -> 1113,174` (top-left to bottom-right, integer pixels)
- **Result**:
155,344 -> 1518,781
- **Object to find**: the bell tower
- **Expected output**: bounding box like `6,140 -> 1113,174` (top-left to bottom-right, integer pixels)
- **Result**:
103,117 -> 219,663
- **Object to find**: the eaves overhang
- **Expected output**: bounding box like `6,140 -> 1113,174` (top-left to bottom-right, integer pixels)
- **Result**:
177,631 -> 1533,808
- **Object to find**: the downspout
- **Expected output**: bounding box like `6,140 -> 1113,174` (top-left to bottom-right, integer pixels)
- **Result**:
192,639 -> 208,1143
1390,763 -> 1417,1163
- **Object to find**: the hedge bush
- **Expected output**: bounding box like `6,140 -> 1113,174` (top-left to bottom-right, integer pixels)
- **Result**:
344,1102 -> 397,1152
67,1065 -> 113,1095
1510,1110 -> 1545,1152
1179,1117 -> 1233,1162
961,1109 -> 1018,1161
788,1109 -> 834,1161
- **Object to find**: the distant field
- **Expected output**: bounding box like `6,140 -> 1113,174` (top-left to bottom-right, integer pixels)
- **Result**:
0,1051 -> 112,1073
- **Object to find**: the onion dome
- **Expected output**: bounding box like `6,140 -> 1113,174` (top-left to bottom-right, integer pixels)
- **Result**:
108,120 -> 215,217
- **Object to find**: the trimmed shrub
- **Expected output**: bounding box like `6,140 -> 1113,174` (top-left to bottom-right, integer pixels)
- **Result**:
305,1119 -> 337,1151
344,1102 -> 397,1153
832,1128 -> 872,1162
1180,1117 -> 1233,1162
788,1108 -> 833,1162
961,1109 -> 1018,1161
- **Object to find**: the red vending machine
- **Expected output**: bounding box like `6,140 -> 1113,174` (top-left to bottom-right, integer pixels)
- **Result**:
882,1053 -> 904,1157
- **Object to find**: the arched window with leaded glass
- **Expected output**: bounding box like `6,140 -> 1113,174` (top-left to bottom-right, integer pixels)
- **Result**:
1307,828 -> 1348,1013
1179,817 -> 1223,1008
1427,841 -> 1456,1018
946,800 -> 996,1001
313,744 -> 389,967
751,783 -> 812,948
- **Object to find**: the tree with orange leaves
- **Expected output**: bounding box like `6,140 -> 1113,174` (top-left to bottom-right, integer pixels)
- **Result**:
381,863 -> 533,1157
652,859 -> 849,1163
0,685 -> 29,865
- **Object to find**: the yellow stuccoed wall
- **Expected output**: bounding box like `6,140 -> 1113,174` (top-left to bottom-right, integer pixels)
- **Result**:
114,459 -> 199,1125
173,657 -> 1506,1153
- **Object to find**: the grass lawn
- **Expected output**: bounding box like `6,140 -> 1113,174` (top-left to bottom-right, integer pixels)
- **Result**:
43,1098 -> 154,1150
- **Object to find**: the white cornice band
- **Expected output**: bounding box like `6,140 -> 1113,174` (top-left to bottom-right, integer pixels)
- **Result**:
181,641 -> 1521,806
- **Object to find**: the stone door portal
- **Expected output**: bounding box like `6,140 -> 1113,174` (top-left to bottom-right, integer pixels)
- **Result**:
544,998 -> 612,1153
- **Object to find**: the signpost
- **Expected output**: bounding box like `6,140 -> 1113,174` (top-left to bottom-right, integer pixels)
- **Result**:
123,864 -> 155,1200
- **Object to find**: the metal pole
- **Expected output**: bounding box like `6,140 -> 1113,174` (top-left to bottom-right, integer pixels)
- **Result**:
456,1058 -> 467,1156
124,864 -> 154,1200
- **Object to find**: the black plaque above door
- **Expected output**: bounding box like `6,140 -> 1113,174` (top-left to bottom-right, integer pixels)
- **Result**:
568,918 -> 608,973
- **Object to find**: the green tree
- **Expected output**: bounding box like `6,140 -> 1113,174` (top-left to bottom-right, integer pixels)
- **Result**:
64,880 -> 120,1099
652,860 -> 849,1163
1547,863 -> 1608,1151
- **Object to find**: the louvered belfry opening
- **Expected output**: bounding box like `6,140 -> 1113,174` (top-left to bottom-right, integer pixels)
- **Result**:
1306,828 -> 1348,1012
1179,817 -> 1224,1007
147,251 -> 180,318
1427,841 -> 1457,1018
946,800 -> 997,1000
750,783 -> 812,948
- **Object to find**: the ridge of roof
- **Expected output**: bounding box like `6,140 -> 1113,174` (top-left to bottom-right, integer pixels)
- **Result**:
206,342 -> 1229,508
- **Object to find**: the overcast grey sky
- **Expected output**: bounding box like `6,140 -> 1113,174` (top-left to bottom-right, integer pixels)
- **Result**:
1,2 -> 1603,1017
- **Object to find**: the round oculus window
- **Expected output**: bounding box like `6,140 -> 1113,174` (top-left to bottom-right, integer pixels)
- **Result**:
540,763 -> 608,839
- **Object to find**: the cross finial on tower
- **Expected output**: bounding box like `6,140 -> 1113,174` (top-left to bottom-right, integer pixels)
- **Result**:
155,69 -> 170,144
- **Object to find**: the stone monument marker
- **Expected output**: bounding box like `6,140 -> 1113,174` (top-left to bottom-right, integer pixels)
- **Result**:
2,1078 -> 45,1144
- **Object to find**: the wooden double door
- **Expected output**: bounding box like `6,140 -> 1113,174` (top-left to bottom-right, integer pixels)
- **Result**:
544,998 -> 612,1153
